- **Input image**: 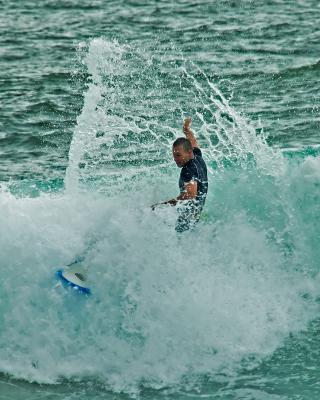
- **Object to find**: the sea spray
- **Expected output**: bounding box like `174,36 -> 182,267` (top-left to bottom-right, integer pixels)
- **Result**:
65,39 -> 284,195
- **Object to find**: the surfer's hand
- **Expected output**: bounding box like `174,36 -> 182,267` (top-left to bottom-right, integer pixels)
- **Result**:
151,199 -> 176,210
183,117 -> 192,133
166,198 -> 177,206
182,117 -> 198,148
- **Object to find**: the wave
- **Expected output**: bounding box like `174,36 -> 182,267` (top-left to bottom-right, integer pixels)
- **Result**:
0,39 -> 319,394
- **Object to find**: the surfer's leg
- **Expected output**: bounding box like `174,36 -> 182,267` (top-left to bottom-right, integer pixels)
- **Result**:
175,213 -> 190,233
175,210 -> 201,233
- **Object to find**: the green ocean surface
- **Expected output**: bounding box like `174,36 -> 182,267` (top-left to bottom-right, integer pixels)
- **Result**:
1,1 -> 320,399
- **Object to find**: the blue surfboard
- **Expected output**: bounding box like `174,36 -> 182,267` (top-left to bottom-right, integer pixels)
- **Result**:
56,263 -> 91,295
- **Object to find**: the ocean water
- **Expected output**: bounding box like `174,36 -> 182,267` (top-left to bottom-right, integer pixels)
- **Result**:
1,1 -> 320,399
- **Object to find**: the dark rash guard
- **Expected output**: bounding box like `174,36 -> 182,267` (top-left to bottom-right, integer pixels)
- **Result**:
178,147 -> 208,209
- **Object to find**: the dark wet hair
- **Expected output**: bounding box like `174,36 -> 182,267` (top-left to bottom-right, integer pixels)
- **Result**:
173,137 -> 193,152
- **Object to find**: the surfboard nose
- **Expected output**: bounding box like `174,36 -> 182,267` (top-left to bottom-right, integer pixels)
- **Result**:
56,269 -> 91,295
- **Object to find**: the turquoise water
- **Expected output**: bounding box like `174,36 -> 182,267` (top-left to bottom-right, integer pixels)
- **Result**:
1,1 -> 320,399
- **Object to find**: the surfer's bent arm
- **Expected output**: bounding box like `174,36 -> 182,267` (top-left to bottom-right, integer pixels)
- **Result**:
183,117 -> 199,149
159,181 -> 198,207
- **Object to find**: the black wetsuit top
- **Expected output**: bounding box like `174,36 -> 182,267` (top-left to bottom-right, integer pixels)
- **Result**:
179,147 -> 208,209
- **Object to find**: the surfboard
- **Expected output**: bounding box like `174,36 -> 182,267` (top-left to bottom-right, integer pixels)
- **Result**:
56,262 -> 91,295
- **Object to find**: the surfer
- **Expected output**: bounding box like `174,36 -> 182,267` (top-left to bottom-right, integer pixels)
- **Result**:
152,117 -> 208,232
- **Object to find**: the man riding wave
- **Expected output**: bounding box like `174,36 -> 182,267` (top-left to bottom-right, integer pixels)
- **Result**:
152,118 -> 208,232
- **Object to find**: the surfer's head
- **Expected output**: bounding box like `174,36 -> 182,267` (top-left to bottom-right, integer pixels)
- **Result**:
172,138 -> 193,168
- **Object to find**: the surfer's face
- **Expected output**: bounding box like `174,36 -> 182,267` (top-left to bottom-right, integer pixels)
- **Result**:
172,145 -> 193,168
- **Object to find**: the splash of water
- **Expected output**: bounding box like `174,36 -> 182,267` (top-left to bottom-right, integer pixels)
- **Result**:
65,38 -> 284,194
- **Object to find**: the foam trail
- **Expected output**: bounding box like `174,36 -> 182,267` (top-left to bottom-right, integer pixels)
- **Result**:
65,39 -> 128,192
65,39 -> 173,193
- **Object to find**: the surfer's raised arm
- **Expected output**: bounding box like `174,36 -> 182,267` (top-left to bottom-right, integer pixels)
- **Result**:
183,117 -> 199,149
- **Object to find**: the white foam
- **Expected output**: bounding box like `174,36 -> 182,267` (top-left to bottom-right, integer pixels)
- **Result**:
0,185 -> 318,392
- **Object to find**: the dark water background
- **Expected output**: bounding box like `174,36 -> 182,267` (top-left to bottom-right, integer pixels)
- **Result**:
1,0 -> 319,182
